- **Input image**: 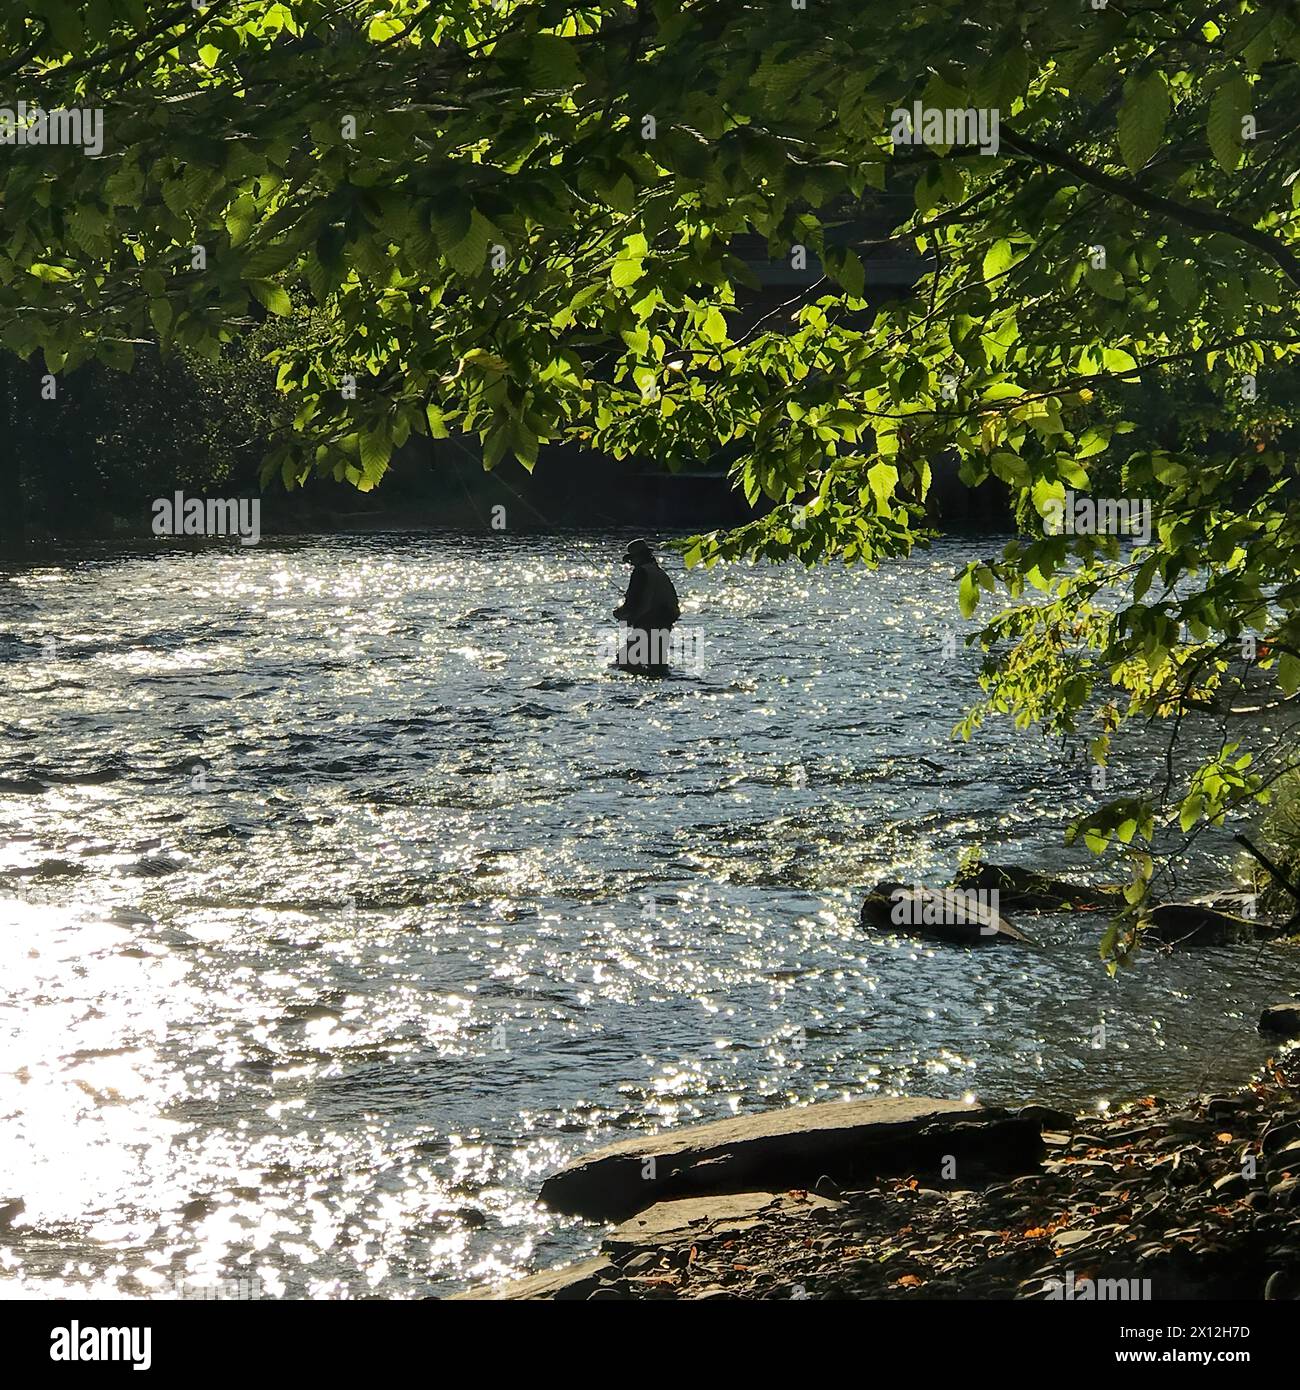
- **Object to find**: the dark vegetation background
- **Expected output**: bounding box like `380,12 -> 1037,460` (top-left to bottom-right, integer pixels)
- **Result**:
0,221 -> 1019,542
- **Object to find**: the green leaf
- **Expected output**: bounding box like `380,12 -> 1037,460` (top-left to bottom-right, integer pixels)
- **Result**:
1032,477 -> 1065,518
1208,73 -> 1251,172
445,209 -> 493,277
461,347 -> 509,374
249,279 -> 291,316
1153,456 -> 1186,485
621,326 -> 650,356
1101,347 -> 1138,377
982,239 -> 1015,282
1279,650 -> 1300,694
866,461 -> 899,513
700,306 -> 727,345
837,249 -> 865,298
104,162 -> 144,207
225,195 -> 257,247
1085,265 -> 1125,301
482,422 -> 511,471
430,197 -> 472,254
959,568 -> 979,619
359,428 -> 393,481
28,263 -> 73,283
512,422 -> 539,471
149,299 -> 173,339
612,254 -> 644,289
1243,25 -> 1275,73
1118,72 -> 1169,174
990,450 -> 1029,486
1165,260 -> 1200,308
1076,427 -> 1111,458
528,33 -> 583,87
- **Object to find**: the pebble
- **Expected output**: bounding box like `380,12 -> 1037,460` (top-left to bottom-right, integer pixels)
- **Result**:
1051,1230 -> 1092,1249
621,1251 -> 662,1274
596,1053 -> 1300,1301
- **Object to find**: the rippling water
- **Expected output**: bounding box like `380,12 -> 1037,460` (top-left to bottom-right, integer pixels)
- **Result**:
2,530 -> 1298,1299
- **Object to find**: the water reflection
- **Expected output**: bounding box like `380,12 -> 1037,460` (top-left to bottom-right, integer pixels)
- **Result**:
1,532 -> 1297,1297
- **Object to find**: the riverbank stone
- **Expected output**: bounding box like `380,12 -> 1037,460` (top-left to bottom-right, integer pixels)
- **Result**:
539,1097 -> 1043,1220
605,1190 -> 841,1256
1260,1003 -> 1300,1037
450,1256 -> 622,1301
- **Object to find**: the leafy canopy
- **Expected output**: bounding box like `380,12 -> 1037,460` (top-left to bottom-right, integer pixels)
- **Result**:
7,0 -> 1300,954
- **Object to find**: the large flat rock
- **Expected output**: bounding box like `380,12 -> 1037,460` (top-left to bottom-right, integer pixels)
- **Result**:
539,1097 -> 1041,1220
450,1256 -> 619,1301
605,1190 -> 841,1255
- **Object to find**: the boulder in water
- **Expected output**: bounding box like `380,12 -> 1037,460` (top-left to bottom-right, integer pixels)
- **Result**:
952,860 -> 1122,911
1259,1003 -> 1300,1037
1141,903 -> 1257,948
860,881 -> 1035,946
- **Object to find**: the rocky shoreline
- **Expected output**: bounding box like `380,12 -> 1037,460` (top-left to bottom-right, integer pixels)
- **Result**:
457,861 -> 1300,1302
460,1016 -> 1300,1301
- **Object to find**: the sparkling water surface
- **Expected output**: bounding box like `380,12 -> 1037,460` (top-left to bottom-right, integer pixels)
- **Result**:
2,531 -> 1297,1298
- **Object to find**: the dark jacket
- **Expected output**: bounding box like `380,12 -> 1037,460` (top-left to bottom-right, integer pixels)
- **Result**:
615,559 -> 681,629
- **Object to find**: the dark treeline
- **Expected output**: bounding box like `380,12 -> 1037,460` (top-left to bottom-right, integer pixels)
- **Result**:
1,339 -> 1016,545
1,323 -> 285,547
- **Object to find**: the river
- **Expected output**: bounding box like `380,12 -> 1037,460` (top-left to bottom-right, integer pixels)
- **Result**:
2,531 -> 1297,1298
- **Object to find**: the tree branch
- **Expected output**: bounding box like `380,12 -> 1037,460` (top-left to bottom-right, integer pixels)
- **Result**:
999,125 -> 1300,290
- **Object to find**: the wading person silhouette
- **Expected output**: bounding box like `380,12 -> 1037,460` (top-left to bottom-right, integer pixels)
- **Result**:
612,538 -> 681,675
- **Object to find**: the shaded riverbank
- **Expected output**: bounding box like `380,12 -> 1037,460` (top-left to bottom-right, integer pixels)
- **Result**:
464,1023 -> 1300,1300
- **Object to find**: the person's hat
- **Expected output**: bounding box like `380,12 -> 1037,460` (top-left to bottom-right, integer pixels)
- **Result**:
622,538 -> 653,563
